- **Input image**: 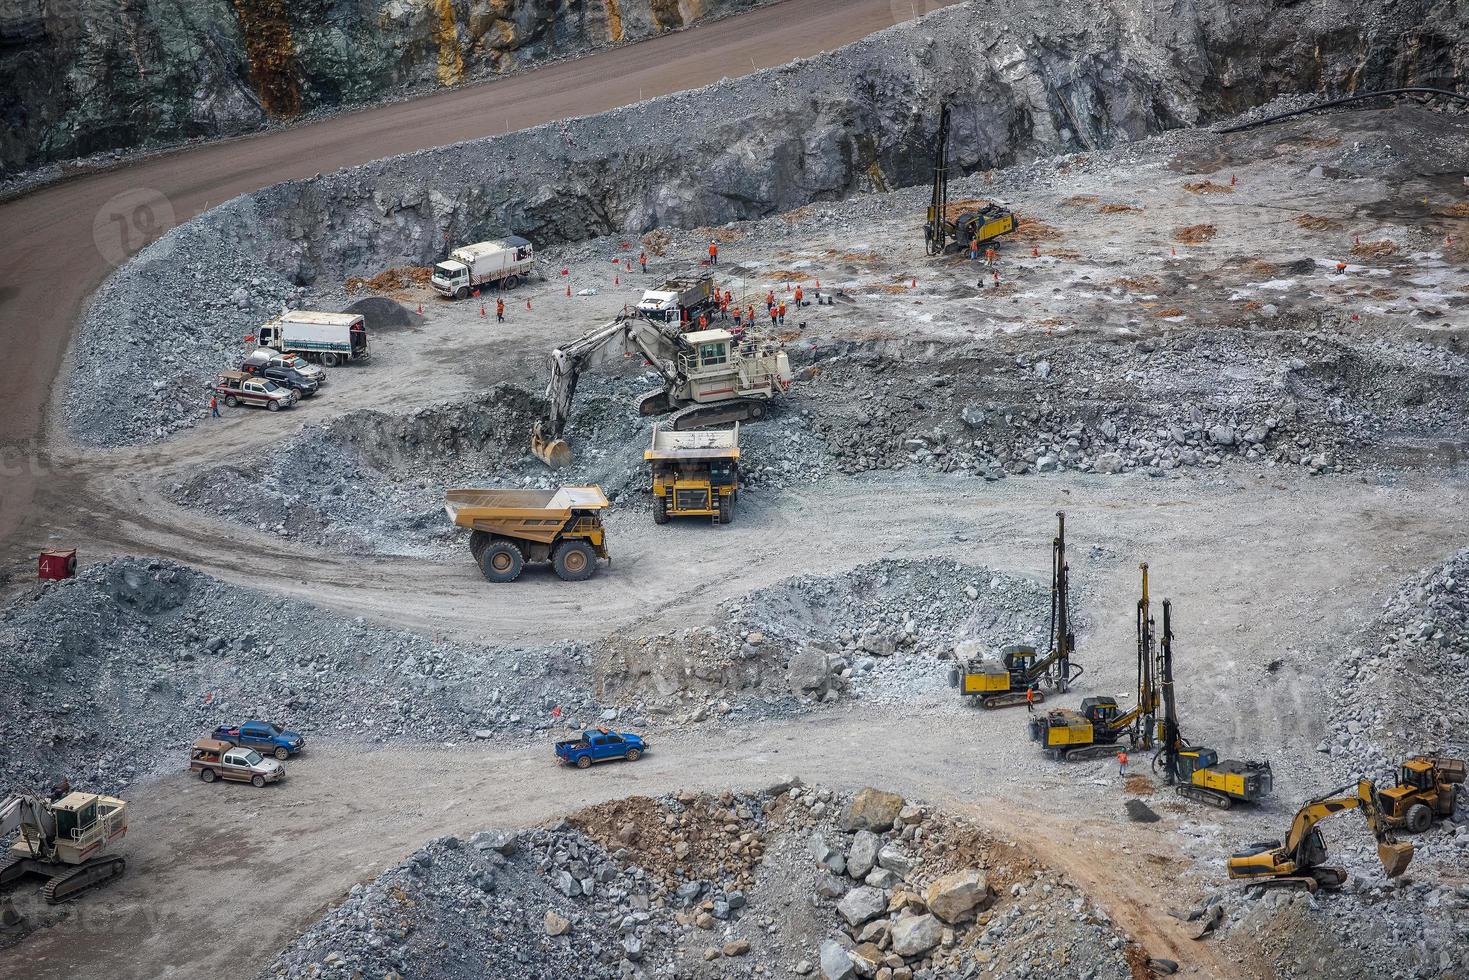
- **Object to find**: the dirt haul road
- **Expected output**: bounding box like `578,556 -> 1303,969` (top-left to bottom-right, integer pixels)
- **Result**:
5,711 -> 1262,980
0,0 -> 960,559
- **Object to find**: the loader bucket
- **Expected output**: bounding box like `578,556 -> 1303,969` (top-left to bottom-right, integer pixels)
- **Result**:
530,422 -> 572,469
1378,840 -> 1414,878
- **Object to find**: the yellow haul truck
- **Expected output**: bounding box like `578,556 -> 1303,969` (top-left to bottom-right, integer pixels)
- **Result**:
644,423 -> 740,525
445,486 -> 610,582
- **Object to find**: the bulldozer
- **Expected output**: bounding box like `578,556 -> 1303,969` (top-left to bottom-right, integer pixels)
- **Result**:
953,511 -> 1083,708
1029,562 -> 1160,760
924,103 -> 1016,257
1227,779 -> 1414,893
1152,601 -> 1273,809
0,791 -> 128,904
529,314 -> 791,468
1376,755 -> 1465,832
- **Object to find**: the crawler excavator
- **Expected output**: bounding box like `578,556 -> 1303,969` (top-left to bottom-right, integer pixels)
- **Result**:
953,511 -> 1084,708
1029,562 -> 1160,760
1152,600 -> 1274,809
529,314 -> 792,468
1227,779 -> 1414,893
0,791 -> 128,904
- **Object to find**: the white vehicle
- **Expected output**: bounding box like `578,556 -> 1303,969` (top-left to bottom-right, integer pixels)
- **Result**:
636,274 -> 714,323
257,311 -> 369,367
432,237 -> 534,299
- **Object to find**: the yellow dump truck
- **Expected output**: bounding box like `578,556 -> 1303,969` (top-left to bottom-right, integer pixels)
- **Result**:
644,423 -> 740,525
444,486 -> 610,582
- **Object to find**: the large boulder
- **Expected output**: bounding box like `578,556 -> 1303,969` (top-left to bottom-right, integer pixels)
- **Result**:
890,913 -> 943,957
876,843 -> 914,877
835,886 -> 887,927
839,788 -> 904,832
846,830 -> 880,879
788,647 -> 832,695
819,939 -> 856,980
924,869 -> 993,923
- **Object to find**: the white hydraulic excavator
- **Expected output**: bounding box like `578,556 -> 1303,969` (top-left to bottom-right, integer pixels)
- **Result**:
0,790 -> 128,906
529,313 -> 791,468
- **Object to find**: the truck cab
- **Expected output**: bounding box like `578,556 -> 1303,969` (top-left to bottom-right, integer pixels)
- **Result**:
645,424 -> 740,525
213,720 -> 305,760
432,237 -> 534,298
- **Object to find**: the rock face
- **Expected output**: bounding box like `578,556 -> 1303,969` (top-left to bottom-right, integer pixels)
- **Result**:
0,0 -> 772,175
62,0 -> 1469,446
839,788 -> 905,833
924,869 -> 992,923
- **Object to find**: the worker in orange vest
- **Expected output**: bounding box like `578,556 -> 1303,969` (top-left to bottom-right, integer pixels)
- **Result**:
1025,686 -> 1036,713
731,304 -> 742,329
708,241 -> 718,266
723,289 -> 733,306
698,312 -> 709,330
986,246 -> 997,266
1117,750 -> 1129,778
639,250 -> 647,273
496,297 -> 505,322
765,290 -> 775,311
746,305 -> 756,326
209,394 -> 220,418
719,297 -> 730,321
969,235 -> 980,260
768,304 -> 778,328
777,301 -> 787,325
794,285 -> 804,307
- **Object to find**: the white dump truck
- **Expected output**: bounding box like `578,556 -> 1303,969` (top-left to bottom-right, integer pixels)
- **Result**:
432,237 -> 534,299
257,311 -> 370,366
636,274 -> 715,324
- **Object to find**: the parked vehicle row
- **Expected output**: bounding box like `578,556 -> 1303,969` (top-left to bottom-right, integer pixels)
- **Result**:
210,311 -> 370,413
190,720 -> 305,788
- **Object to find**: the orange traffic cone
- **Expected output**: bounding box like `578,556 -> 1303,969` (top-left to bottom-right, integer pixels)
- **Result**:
526,299 -> 532,310
479,303 -> 485,317
911,277 -> 917,288
566,284 -> 572,297
615,275 -> 620,285
416,302 -> 423,315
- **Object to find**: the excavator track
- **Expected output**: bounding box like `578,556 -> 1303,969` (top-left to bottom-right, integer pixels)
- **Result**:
667,398 -> 767,431
0,852 -> 24,887
41,856 -> 126,904
1052,743 -> 1124,762
1177,785 -> 1235,810
980,690 -> 1044,710
636,388 -> 675,417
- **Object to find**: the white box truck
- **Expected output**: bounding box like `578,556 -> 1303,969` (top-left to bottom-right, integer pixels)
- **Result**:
256,311 -> 370,366
431,237 -> 534,299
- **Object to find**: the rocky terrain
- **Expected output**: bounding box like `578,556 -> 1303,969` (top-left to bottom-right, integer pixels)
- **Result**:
0,554 -> 1051,798
0,0 -> 773,176
60,0 -> 1469,447
263,784 -> 1141,980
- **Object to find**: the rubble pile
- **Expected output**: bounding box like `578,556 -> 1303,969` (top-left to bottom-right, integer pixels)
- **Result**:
264,785 -> 1141,980
1326,547 -> 1469,772
804,333 -> 1469,479
0,559 -> 614,797
598,559 -> 1054,719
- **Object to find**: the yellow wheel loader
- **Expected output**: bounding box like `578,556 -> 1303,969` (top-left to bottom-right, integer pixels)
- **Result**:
0,791 -> 128,903
1376,755 -> 1465,832
954,511 -> 1082,708
1227,779 -> 1413,893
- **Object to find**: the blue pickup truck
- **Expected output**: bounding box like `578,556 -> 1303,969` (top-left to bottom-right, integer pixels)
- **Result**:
213,720 -> 306,760
555,729 -> 648,769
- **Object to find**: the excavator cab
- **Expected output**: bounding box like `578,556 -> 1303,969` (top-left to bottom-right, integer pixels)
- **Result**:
1080,696 -> 1120,725
1001,644 -> 1037,680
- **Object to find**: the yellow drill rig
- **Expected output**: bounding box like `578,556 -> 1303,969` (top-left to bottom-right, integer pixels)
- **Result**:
1029,562 -> 1159,760
1153,602 -> 1274,809
953,511 -> 1083,708
1227,779 -> 1414,893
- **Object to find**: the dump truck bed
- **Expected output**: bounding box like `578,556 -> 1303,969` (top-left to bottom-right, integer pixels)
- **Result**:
445,487 -> 609,545
644,423 -> 740,462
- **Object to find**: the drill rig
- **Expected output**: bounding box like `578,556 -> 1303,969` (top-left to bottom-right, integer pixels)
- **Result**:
1029,562 -> 1160,760
924,103 -> 1016,256
0,791 -> 128,903
954,511 -> 1084,708
529,314 -> 791,468
1151,600 -> 1273,808
1227,779 -> 1413,892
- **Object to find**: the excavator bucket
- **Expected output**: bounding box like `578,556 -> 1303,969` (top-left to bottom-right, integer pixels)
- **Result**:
1378,840 -> 1414,878
530,421 -> 572,469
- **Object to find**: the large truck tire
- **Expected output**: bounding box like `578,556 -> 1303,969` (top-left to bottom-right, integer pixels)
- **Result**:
718,494 -> 733,524
480,541 -> 524,583
504,275 -> 521,289
1406,803 -> 1433,833
320,352 -> 342,367
653,496 -> 669,525
456,286 -> 469,300
552,540 -> 597,581
469,530 -> 492,564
